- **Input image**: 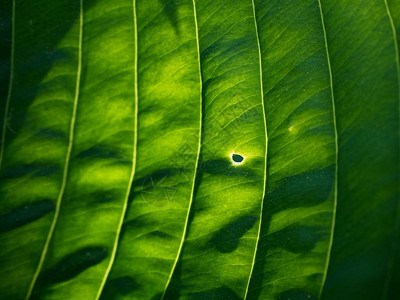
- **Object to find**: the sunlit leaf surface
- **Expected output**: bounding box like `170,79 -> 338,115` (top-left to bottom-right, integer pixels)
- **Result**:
0,0 -> 399,299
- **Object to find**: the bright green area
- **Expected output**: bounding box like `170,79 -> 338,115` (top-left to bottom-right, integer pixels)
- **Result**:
165,0 -> 267,297
247,0 -> 337,298
101,0 -> 201,299
0,0 -> 399,299
28,0 -> 139,298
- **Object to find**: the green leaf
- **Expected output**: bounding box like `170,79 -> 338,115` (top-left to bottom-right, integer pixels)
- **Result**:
246,0 -> 337,298
164,0 -> 269,297
386,0 -> 400,298
0,0 -> 82,298
0,0 -> 11,150
320,0 -> 400,298
0,0 -> 399,299
100,1 -> 202,299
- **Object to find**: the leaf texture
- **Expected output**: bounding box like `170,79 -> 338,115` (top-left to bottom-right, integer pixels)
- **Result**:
0,0 -> 399,299
1,0 -> 82,298
386,1 -> 400,298
247,0 -> 337,298
101,1 -> 202,299
164,0 -> 268,298
320,0 -> 400,298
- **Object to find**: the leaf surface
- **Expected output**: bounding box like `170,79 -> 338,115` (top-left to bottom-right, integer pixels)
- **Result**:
0,0 -> 81,298
0,0 -> 12,151
0,0 -> 399,299
163,0 -> 337,298
320,0 -> 400,298
247,0 -> 337,298
162,0 -> 268,298
27,0 -> 139,298
386,0 -> 400,297
101,0 -> 202,299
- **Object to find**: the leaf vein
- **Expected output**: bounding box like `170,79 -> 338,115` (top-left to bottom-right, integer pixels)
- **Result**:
25,0 -> 84,298
0,0 -> 15,169
160,0 -> 203,298
317,0 -> 339,297
95,0 -> 139,298
244,0 -> 269,298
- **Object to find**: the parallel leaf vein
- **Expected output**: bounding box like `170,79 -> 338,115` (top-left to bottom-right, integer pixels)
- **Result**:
95,0 -> 139,298
381,1 -> 400,298
0,0 -> 15,169
317,0 -> 339,297
161,0 -> 203,297
244,0 -> 268,298
25,0 -> 84,298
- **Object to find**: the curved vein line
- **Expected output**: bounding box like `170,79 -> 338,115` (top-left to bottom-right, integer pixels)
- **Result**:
317,0 -> 338,297
95,1 -> 138,298
25,0 -> 84,298
0,0 -> 15,169
381,1 -> 400,298
244,0 -> 268,298
160,0 -> 203,297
